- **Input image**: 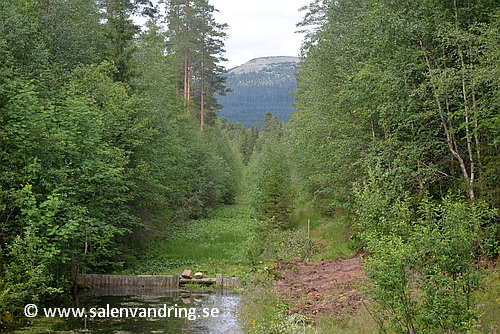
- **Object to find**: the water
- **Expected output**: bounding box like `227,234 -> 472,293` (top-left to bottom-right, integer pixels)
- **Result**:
13,288 -> 243,334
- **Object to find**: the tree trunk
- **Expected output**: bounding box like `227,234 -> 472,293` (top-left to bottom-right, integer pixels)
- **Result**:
200,61 -> 205,131
417,30 -> 475,200
183,47 -> 190,112
183,0 -> 191,113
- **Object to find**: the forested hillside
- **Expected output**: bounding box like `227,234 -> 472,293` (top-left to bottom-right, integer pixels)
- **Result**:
217,57 -> 299,128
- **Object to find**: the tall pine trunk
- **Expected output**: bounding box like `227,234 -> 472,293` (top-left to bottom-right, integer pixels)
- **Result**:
200,61 -> 205,130
183,0 -> 191,113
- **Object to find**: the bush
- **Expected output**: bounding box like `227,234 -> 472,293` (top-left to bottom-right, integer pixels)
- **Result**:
355,172 -> 497,333
246,219 -> 319,265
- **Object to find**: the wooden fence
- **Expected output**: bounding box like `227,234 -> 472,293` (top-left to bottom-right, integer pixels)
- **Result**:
78,274 -> 238,289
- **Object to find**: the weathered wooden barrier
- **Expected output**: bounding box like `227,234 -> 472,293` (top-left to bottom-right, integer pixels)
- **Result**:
78,273 -> 238,289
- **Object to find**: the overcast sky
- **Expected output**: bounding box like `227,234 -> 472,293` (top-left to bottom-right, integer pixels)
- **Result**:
137,1 -> 311,69
209,0 -> 310,69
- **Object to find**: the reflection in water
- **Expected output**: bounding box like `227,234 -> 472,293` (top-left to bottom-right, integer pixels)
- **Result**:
14,287 -> 243,334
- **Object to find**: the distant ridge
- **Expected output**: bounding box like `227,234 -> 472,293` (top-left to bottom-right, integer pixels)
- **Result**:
218,56 -> 300,128
228,56 -> 300,74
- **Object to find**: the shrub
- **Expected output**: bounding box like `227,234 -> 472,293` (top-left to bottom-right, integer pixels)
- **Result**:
355,173 -> 497,333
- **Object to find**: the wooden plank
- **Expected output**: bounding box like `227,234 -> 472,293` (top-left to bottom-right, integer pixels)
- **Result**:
180,278 -> 216,284
174,274 -> 179,288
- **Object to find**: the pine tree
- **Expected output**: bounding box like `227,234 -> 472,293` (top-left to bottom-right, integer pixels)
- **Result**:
165,0 -> 228,130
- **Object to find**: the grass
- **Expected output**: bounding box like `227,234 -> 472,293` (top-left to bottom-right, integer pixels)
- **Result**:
122,205 -> 259,277
478,265 -> 500,333
313,308 -> 379,334
289,200 -> 354,261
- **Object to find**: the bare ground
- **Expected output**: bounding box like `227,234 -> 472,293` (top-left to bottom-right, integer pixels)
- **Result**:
272,256 -> 365,321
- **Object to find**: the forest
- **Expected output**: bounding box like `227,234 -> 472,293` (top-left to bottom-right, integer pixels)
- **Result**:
289,0 -> 500,332
1,0 -> 500,333
0,0 -> 241,329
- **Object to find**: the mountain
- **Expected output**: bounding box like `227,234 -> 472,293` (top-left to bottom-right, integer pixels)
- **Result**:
217,56 -> 300,128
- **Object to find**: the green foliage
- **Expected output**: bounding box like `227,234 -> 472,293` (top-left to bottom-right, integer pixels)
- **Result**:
41,0 -> 107,72
103,0 -> 143,82
292,0 -> 500,210
0,186 -> 63,328
129,19 -> 240,225
165,0 -> 228,125
240,271 -> 315,334
200,124 -> 243,206
0,0 -> 50,76
0,0 -> 241,329
291,3 -> 500,330
355,172 -> 497,333
247,113 -> 294,228
0,64 -> 138,282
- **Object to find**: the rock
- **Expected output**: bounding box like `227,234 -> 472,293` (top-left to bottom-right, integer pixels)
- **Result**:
181,296 -> 192,304
181,269 -> 193,279
193,272 -> 203,279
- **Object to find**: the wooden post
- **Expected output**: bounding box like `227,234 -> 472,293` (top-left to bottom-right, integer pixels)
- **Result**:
308,219 -> 311,240
215,274 -> 223,288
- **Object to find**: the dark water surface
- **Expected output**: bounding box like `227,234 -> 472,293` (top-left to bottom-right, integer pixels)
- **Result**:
13,287 -> 243,334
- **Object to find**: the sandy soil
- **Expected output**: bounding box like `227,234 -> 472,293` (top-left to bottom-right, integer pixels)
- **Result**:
272,256 -> 365,321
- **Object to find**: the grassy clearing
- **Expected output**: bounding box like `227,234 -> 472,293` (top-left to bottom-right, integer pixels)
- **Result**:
122,205 -> 259,277
312,308 -> 379,334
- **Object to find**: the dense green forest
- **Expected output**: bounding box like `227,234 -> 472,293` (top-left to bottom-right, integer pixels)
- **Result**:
290,0 -> 500,332
0,0 -> 239,329
1,0 -> 499,333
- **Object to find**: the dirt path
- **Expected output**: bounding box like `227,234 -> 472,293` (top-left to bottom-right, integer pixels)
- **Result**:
273,256 -> 365,321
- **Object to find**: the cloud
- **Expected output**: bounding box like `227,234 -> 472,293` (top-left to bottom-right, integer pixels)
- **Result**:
210,0 -> 309,68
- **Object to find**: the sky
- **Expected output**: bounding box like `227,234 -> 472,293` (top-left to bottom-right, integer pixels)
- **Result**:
209,0 -> 311,69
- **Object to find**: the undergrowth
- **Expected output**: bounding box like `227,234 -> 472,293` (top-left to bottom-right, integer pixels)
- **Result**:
240,270 -> 315,334
239,199 -> 363,334
477,266 -> 500,333
289,201 -> 354,261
